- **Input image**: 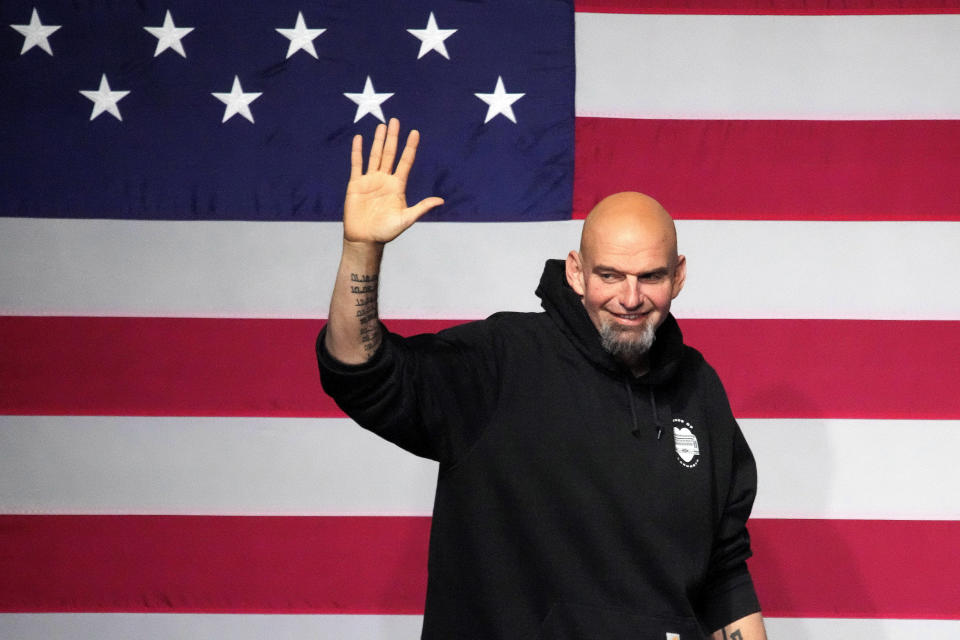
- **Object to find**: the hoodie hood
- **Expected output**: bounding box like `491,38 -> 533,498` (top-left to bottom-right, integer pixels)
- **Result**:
535,259 -> 685,385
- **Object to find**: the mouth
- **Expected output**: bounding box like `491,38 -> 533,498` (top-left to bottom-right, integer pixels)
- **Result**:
609,311 -> 650,326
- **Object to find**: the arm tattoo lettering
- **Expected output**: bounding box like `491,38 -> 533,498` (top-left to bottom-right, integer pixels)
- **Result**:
350,273 -> 380,353
722,629 -> 743,640
355,309 -> 377,322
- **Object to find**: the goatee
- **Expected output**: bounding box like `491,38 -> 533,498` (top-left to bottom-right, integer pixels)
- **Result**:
598,320 -> 656,362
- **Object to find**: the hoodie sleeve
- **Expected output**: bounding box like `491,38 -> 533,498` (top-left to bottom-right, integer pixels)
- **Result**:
695,370 -> 762,632
316,319 -> 501,466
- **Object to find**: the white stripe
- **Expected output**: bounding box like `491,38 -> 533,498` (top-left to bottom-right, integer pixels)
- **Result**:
0,614 -> 423,640
3,416 -> 958,520
764,617 -> 960,639
0,416 -> 438,516
743,419 -> 960,520
576,13 -> 960,119
675,220 -> 960,320
0,614 -> 957,640
2,218 -> 958,320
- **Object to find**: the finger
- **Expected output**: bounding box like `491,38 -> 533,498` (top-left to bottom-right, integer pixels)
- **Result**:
394,128 -> 421,183
380,118 -> 400,174
367,122 -> 387,173
349,134 -> 363,182
405,196 -> 445,224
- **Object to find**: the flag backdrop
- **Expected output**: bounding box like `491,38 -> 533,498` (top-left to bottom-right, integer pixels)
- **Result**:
2,0 -> 960,638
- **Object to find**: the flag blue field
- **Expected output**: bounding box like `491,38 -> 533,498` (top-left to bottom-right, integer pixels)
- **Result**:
1,0 -> 573,221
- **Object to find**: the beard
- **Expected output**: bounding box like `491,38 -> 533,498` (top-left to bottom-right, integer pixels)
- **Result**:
598,318 -> 656,362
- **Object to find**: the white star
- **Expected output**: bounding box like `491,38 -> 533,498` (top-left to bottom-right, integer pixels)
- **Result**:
474,76 -> 525,124
276,11 -> 325,59
407,12 -> 456,60
79,74 -> 130,122
10,7 -> 61,56
343,76 -> 394,123
144,10 -> 194,58
211,76 -> 262,123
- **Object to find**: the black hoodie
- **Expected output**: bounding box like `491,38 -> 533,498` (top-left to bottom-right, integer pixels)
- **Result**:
317,259 -> 760,639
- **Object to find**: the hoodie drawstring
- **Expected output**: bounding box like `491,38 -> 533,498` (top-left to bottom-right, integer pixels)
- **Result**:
626,380 -> 640,439
650,387 -> 663,440
626,381 -> 664,440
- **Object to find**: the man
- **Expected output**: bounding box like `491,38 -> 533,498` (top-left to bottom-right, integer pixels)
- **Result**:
318,119 -> 767,640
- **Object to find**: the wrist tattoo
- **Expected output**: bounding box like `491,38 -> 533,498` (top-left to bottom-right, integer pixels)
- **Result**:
350,272 -> 380,353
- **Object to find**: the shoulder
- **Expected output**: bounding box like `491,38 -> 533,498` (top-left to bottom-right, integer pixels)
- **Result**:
678,344 -> 726,390
672,344 -> 739,427
387,312 -> 553,369
435,311 -> 552,345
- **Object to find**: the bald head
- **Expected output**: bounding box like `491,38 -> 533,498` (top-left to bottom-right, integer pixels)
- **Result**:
580,192 -> 678,266
566,192 -> 686,371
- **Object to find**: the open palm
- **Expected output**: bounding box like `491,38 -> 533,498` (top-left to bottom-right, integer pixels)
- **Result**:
343,118 -> 443,245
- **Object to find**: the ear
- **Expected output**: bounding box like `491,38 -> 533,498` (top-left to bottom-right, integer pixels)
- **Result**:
565,250 -> 586,296
671,254 -> 687,300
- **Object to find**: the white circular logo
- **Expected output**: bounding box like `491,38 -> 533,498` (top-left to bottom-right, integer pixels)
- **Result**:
672,418 -> 700,468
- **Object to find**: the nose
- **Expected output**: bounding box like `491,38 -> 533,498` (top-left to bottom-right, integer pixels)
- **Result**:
618,277 -> 643,310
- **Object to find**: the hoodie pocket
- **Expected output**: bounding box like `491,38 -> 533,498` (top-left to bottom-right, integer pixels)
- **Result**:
536,602 -> 705,640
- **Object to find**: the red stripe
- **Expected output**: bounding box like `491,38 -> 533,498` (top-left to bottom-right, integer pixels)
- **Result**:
574,119 -> 960,221
2,316 -> 958,419
0,316 -> 457,418
1,515 -> 957,618
574,0 -> 960,14
750,519 -> 960,619
681,318 -> 960,420
0,515 -> 429,614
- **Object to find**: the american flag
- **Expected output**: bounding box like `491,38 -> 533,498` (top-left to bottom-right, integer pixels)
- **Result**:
2,0 -> 960,638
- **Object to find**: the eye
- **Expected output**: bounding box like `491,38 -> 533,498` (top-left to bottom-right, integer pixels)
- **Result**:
639,270 -> 670,284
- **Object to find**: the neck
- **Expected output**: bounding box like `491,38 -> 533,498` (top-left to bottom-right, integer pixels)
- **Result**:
621,353 -> 650,378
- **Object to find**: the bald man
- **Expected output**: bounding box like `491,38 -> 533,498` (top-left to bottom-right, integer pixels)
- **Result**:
319,120 -> 766,640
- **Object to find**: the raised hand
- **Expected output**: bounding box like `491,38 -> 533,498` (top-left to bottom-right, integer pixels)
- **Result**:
343,118 -> 444,245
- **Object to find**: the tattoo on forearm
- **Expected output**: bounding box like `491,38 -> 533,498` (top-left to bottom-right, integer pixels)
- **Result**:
350,273 -> 380,353
355,309 -> 377,322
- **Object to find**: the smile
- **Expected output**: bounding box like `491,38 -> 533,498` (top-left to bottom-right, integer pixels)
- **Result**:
610,311 -> 649,324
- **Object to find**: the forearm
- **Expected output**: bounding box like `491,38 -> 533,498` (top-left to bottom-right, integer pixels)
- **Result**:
324,119 -> 441,364
711,612 -> 766,640
325,239 -> 385,364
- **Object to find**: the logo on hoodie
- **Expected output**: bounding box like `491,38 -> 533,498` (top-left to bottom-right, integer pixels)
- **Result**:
672,418 -> 700,468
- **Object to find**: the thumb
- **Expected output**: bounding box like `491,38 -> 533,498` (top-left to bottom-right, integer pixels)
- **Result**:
406,196 -> 445,223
